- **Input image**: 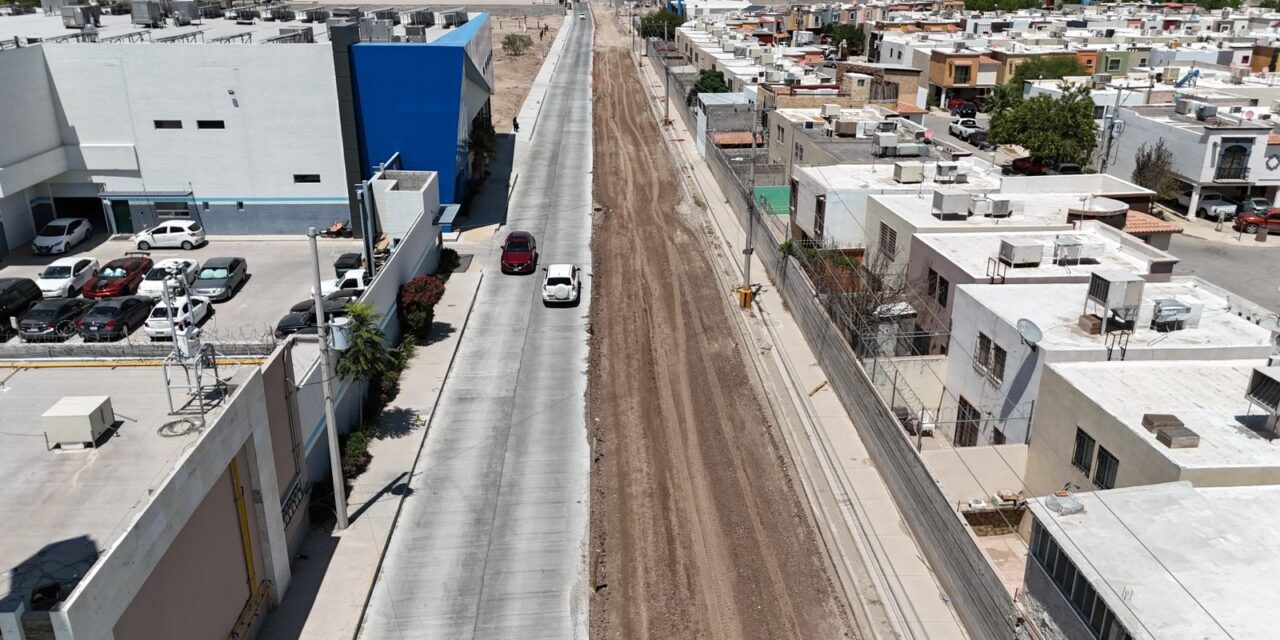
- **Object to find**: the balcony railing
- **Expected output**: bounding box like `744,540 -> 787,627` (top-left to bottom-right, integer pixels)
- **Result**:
1214,165 -> 1250,181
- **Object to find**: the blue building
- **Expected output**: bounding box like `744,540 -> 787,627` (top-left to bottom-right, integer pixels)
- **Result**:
350,15 -> 495,205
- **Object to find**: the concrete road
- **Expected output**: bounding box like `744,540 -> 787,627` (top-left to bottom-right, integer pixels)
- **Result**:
1169,233 -> 1280,314
357,5 -> 593,640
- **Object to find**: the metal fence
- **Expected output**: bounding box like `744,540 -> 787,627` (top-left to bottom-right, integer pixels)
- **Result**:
665,37 -> 1020,634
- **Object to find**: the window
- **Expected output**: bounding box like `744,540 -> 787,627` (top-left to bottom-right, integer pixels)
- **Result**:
793,143 -> 805,162
1072,428 -> 1096,474
293,174 -> 322,184
1242,55 -> 1251,64
990,344 -> 1006,385
236,201 -> 245,211
857,78 -> 866,87
1106,58 -> 1121,72
926,268 -> 938,297
813,195 -> 826,239
201,201 -> 209,211
196,120 -> 225,129
991,427 -> 1006,445
955,397 -> 981,447
1138,57 -> 1148,66
155,202 -> 190,218
1094,447 -> 1119,489
153,120 -> 182,129
777,124 -> 785,140
877,222 -> 897,261
936,274 -> 949,307
975,333 -> 992,373
954,64 -> 971,84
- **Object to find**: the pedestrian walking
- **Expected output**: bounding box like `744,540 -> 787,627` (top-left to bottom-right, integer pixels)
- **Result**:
513,117 -> 520,133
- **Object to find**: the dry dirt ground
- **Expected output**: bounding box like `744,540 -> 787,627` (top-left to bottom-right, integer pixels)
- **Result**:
490,13 -> 565,133
586,10 -> 857,640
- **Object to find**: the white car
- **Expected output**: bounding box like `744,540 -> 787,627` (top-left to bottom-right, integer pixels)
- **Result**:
138,258 -> 200,299
36,257 -> 99,298
318,268 -> 371,297
133,220 -> 206,251
1176,190 -> 1237,220
31,218 -> 91,255
541,263 -> 581,305
144,295 -> 211,340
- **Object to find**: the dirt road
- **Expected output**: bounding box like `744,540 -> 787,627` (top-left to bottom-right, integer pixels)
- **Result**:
490,13 -> 564,133
586,11 -> 856,640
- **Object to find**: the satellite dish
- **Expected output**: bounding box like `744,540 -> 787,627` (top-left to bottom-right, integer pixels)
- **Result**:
1017,318 -> 1043,349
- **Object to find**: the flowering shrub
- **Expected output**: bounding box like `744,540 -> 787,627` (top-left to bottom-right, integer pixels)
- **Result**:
400,274 -> 446,339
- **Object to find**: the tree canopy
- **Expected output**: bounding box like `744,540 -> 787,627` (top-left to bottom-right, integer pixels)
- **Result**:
640,10 -> 685,40
1131,140 -> 1181,202
964,0 -> 1042,11
990,55 -> 1088,114
821,24 -> 865,56
989,83 -> 1098,166
687,69 -> 731,105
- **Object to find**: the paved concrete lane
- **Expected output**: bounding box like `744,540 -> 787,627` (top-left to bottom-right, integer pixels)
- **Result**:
357,6 -> 593,639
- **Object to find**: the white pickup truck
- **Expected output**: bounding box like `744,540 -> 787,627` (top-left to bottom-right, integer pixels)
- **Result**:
947,118 -> 983,142
1177,190 -> 1237,220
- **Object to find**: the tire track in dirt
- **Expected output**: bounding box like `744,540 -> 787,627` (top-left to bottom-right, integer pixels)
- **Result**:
586,13 -> 856,640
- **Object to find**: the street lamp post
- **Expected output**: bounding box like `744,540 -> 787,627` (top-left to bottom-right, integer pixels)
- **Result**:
308,227 -> 350,531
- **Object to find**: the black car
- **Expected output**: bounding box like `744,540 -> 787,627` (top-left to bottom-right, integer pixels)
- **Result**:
275,302 -> 351,338
0,278 -> 42,335
77,296 -> 154,342
288,289 -> 362,314
334,252 -> 363,279
954,102 -> 977,119
19,298 -> 94,342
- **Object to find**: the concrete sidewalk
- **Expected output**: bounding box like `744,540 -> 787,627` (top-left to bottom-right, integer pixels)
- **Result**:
258,272 -> 482,640
631,45 -> 968,640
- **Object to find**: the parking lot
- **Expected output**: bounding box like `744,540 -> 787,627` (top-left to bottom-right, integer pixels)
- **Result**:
0,234 -> 363,346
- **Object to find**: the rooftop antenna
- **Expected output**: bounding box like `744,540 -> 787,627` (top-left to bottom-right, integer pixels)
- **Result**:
1017,318 -> 1043,351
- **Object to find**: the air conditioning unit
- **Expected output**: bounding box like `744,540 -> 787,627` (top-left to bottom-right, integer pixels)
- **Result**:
372,8 -> 400,24
821,103 -> 842,118
131,0 -> 164,27
987,195 -> 1014,217
877,120 -> 898,132
1175,98 -> 1195,115
61,4 -> 100,28
1087,270 -> 1145,315
1231,67 -> 1249,84
42,396 -> 115,449
761,52 -> 775,64
1245,367 -> 1280,414
1196,103 -> 1218,120
999,239 -> 1043,267
969,196 -> 992,216
894,161 -> 925,184
1151,297 -> 1192,331
359,18 -> 395,42
895,143 -> 927,157
933,189 -> 970,219
875,132 -> 899,155
1092,72 -> 1112,88
402,9 -> 435,26
302,8 -> 329,23
936,161 -> 960,184
834,119 -> 860,136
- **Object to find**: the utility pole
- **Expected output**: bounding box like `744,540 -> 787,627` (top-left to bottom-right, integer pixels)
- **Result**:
308,227 -> 350,531
664,63 -> 671,125
739,99 -> 761,308
1097,84 -> 1125,175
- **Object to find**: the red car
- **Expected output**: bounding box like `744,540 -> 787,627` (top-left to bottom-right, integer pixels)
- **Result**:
500,231 -> 538,274
1009,156 -> 1049,176
82,255 -> 153,298
1233,209 -> 1280,235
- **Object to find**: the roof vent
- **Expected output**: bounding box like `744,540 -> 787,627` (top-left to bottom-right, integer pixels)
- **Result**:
1141,413 -> 1184,432
1153,422 -> 1200,449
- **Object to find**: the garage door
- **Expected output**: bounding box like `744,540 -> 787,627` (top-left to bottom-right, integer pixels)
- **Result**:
53,197 -> 110,235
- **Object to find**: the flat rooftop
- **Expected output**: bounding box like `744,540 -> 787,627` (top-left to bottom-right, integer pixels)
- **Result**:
0,365 -> 243,609
1029,482 -> 1280,640
1050,360 -> 1280,469
1125,103 -> 1273,132
914,223 -> 1178,280
0,8 -> 483,46
874,192 -> 1083,231
960,277 -> 1276,352
800,162 -> 1004,193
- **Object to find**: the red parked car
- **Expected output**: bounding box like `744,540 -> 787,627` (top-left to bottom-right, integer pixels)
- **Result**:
81,254 -> 153,298
1009,156 -> 1049,176
500,231 -> 538,274
1233,209 -> 1280,235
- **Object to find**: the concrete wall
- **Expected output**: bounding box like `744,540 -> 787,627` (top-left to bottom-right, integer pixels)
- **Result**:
0,45 -> 62,190
45,370 -> 289,639
113,451 -> 260,640
370,171 -> 441,243
1109,109 -> 1268,187
1021,548 -> 1092,640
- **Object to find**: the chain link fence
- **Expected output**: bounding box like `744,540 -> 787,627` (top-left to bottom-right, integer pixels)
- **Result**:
650,35 -> 1021,638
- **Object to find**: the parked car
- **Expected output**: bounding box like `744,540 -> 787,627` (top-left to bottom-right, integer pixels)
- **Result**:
0,278 -> 42,334
82,254 -> 153,299
31,218 -> 91,255
36,257 -> 99,298
192,257 -> 248,301
288,289 -> 362,314
138,258 -> 200,299
18,297 -> 94,342
77,296 -> 154,342
1047,163 -> 1083,175
143,296 -> 211,340
946,97 -> 969,111
541,264 -> 581,305
275,300 -> 352,338
1238,196 -> 1274,214
133,220 -> 206,250
952,102 -> 977,119
318,268 -> 371,296
1177,190 -> 1237,219
500,231 -> 538,274
1008,156 -> 1049,176
333,252 -> 364,278
1233,209 -> 1280,235
948,118 -> 980,139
